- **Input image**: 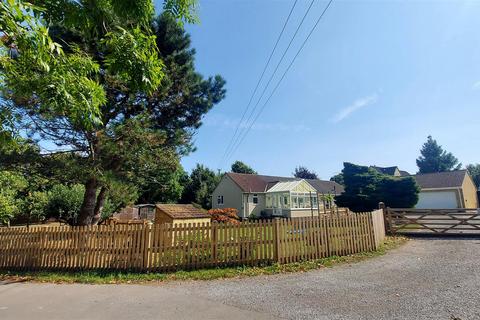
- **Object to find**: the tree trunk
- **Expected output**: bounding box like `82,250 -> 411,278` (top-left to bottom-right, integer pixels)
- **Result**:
77,178 -> 98,225
92,186 -> 107,225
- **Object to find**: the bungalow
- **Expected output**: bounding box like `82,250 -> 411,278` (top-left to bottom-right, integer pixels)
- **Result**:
211,172 -> 344,219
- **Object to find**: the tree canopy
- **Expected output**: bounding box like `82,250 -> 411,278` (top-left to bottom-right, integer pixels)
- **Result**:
335,163 -> 419,212
416,136 -> 461,174
330,173 -> 344,185
466,164 -> 480,188
0,1 -> 226,225
181,164 -> 221,209
231,161 -> 256,174
293,166 -> 318,179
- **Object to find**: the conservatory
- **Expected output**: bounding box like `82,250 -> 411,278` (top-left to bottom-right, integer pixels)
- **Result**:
265,179 -> 319,218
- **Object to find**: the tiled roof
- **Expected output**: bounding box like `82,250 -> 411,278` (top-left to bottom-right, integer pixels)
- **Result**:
226,172 -> 344,194
413,170 -> 467,189
371,166 -> 399,176
306,179 -> 345,194
399,170 -> 411,177
155,204 -> 210,219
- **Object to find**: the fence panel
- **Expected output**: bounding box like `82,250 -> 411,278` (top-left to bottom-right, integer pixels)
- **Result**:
0,212 -> 384,271
386,208 -> 480,235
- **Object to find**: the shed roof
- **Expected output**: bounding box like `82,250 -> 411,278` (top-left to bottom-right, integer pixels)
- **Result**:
155,204 -> 210,219
413,170 -> 467,189
225,173 -> 344,194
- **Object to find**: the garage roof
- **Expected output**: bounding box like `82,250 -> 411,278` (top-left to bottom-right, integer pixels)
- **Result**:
414,170 -> 467,189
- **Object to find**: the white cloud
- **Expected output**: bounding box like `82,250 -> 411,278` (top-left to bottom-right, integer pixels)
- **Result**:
204,114 -> 311,133
472,81 -> 480,90
330,93 -> 379,123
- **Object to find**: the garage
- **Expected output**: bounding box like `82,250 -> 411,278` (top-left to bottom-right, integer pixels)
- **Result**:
415,190 -> 459,209
413,170 -> 478,209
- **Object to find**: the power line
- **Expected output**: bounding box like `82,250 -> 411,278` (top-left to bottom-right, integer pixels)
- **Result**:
218,0 -> 299,170
225,0 -> 334,163
222,0 -> 317,166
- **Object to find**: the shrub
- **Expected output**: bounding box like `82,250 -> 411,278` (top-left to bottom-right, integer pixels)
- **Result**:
21,191 -> 50,223
0,171 -> 28,224
207,208 -> 241,225
46,184 -> 85,223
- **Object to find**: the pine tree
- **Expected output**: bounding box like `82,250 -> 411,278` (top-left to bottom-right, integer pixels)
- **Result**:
231,161 -> 256,174
293,166 -> 318,179
1,2 -> 225,225
416,136 -> 461,174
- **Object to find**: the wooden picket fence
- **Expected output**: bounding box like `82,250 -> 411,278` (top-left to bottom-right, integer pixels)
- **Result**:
0,210 -> 385,271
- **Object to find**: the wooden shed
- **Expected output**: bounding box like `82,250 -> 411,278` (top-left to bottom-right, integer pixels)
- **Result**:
154,204 -> 211,225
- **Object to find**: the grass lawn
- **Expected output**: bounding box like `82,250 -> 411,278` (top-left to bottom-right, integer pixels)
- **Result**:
0,236 -> 407,284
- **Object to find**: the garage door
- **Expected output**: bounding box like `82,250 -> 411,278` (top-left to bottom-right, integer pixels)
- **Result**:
415,191 -> 459,209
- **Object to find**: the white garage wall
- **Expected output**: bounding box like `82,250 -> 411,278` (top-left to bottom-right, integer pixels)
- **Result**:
415,190 -> 459,209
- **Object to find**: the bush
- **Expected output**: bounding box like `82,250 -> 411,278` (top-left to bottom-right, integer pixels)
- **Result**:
46,184 -> 85,223
20,191 -> 50,223
207,208 -> 241,225
0,171 -> 27,224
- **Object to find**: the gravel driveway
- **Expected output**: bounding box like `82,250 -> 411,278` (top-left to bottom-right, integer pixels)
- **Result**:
1,238 -> 480,320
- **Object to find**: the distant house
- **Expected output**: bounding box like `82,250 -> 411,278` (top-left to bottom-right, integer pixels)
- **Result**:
413,170 -> 478,209
211,173 -> 344,219
155,204 -> 211,225
371,166 -> 410,177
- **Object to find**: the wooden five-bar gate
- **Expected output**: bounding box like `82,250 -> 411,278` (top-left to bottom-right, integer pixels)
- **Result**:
385,208 -> 480,235
0,211 -> 385,271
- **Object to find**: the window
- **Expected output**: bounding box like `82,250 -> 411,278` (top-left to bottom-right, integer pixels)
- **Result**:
292,196 -> 298,208
217,195 -> 224,205
252,194 -> 258,204
266,195 -> 272,208
290,192 -> 318,209
298,196 -> 304,208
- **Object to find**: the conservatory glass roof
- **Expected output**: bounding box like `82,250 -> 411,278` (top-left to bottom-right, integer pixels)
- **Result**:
266,179 -> 317,193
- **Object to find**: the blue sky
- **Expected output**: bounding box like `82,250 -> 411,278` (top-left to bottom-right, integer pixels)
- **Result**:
159,0 -> 480,179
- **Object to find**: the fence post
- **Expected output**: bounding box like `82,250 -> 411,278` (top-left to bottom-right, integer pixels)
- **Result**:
211,222 -> 218,264
273,219 -> 281,263
142,225 -> 151,271
378,202 -> 389,235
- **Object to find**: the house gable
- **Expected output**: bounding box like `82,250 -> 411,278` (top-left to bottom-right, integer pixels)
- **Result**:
211,174 -> 245,216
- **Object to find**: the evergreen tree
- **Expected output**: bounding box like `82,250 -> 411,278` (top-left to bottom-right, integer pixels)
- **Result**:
335,163 -> 419,212
181,164 -> 221,209
293,166 -> 318,179
330,173 -> 344,185
1,2 -> 225,225
416,136 -> 461,173
466,164 -> 480,188
231,161 -> 256,174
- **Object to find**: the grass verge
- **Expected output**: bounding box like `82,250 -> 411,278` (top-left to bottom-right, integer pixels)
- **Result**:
0,236 -> 407,284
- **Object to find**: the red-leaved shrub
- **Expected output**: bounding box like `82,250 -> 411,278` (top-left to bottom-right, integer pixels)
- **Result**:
207,208 -> 241,225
